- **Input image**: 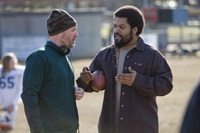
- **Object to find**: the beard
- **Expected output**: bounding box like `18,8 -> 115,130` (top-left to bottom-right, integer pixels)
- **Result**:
114,32 -> 133,48
61,33 -> 77,49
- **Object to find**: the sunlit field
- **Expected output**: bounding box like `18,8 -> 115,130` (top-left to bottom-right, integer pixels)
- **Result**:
5,56 -> 200,133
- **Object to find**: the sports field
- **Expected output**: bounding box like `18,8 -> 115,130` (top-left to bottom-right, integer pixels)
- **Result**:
6,56 -> 200,133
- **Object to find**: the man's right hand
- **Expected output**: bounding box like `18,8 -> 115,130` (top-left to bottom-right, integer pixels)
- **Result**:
80,67 -> 93,84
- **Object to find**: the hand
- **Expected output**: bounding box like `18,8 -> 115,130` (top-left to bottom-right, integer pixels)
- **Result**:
115,66 -> 137,86
80,67 -> 93,84
75,87 -> 84,100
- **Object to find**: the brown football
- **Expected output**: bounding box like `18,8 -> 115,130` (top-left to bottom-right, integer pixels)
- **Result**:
91,70 -> 105,91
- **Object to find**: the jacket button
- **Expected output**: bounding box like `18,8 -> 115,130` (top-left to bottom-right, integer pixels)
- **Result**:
121,105 -> 124,107
120,117 -> 123,120
122,92 -> 125,95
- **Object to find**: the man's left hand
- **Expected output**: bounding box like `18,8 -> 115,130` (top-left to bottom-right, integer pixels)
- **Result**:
115,66 -> 137,86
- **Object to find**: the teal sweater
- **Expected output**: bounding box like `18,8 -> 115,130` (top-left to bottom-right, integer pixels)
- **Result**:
21,41 -> 78,133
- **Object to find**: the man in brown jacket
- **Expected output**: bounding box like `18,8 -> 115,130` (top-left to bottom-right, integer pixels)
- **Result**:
77,5 -> 173,133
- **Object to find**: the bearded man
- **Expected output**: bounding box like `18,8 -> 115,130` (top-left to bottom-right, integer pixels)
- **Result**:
77,5 -> 173,133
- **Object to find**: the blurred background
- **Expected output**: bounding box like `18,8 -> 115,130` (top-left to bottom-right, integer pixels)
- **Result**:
0,0 -> 199,60
0,0 -> 200,133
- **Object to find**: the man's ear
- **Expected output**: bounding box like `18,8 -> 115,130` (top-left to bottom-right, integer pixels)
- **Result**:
132,27 -> 138,34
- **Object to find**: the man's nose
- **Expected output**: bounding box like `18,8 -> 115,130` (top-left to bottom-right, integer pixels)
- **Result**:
114,28 -> 120,34
75,31 -> 79,37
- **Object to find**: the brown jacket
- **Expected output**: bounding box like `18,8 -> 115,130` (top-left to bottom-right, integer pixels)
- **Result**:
89,37 -> 173,133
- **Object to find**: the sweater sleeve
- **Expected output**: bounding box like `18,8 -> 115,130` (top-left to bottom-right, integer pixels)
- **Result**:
132,51 -> 173,97
21,52 -> 46,133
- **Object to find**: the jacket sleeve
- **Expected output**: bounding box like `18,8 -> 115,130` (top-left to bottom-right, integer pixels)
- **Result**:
21,52 -> 46,133
132,51 -> 173,97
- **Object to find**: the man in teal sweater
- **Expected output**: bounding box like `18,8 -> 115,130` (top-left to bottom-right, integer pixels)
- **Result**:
21,9 -> 84,133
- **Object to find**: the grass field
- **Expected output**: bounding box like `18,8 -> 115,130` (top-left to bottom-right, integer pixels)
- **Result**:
5,56 -> 200,133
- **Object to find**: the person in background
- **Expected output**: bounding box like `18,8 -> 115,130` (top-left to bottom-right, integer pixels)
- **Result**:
180,81 -> 200,133
21,9 -> 84,133
76,5 -> 173,133
0,52 -> 24,132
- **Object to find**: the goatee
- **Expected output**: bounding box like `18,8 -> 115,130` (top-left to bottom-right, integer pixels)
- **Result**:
114,33 -> 133,48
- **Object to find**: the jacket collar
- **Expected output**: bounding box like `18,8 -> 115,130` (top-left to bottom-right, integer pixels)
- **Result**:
135,36 -> 145,51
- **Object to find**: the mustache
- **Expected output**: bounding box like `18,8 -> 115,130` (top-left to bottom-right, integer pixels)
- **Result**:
114,33 -> 122,38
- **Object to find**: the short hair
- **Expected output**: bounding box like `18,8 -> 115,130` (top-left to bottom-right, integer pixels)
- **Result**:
114,5 -> 145,36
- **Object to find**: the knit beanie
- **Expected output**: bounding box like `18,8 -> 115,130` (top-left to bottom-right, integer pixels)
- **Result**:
47,9 -> 77,36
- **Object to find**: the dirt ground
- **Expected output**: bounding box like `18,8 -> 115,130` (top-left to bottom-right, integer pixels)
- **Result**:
4,56 -> 200,133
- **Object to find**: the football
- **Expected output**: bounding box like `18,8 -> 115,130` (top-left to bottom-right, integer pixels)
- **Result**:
91,70 -> 106,91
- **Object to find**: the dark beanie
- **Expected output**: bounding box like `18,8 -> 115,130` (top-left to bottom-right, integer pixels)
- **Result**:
47,9 -> 77,36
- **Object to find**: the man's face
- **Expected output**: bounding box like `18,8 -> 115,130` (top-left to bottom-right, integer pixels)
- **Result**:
60,26 -> 79,49
113,17 -> 133,48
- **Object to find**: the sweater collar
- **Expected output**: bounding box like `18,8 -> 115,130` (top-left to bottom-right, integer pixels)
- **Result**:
47,40 -> 70,56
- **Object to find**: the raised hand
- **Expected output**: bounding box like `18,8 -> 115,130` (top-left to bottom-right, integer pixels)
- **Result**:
115,66 -> 137,86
